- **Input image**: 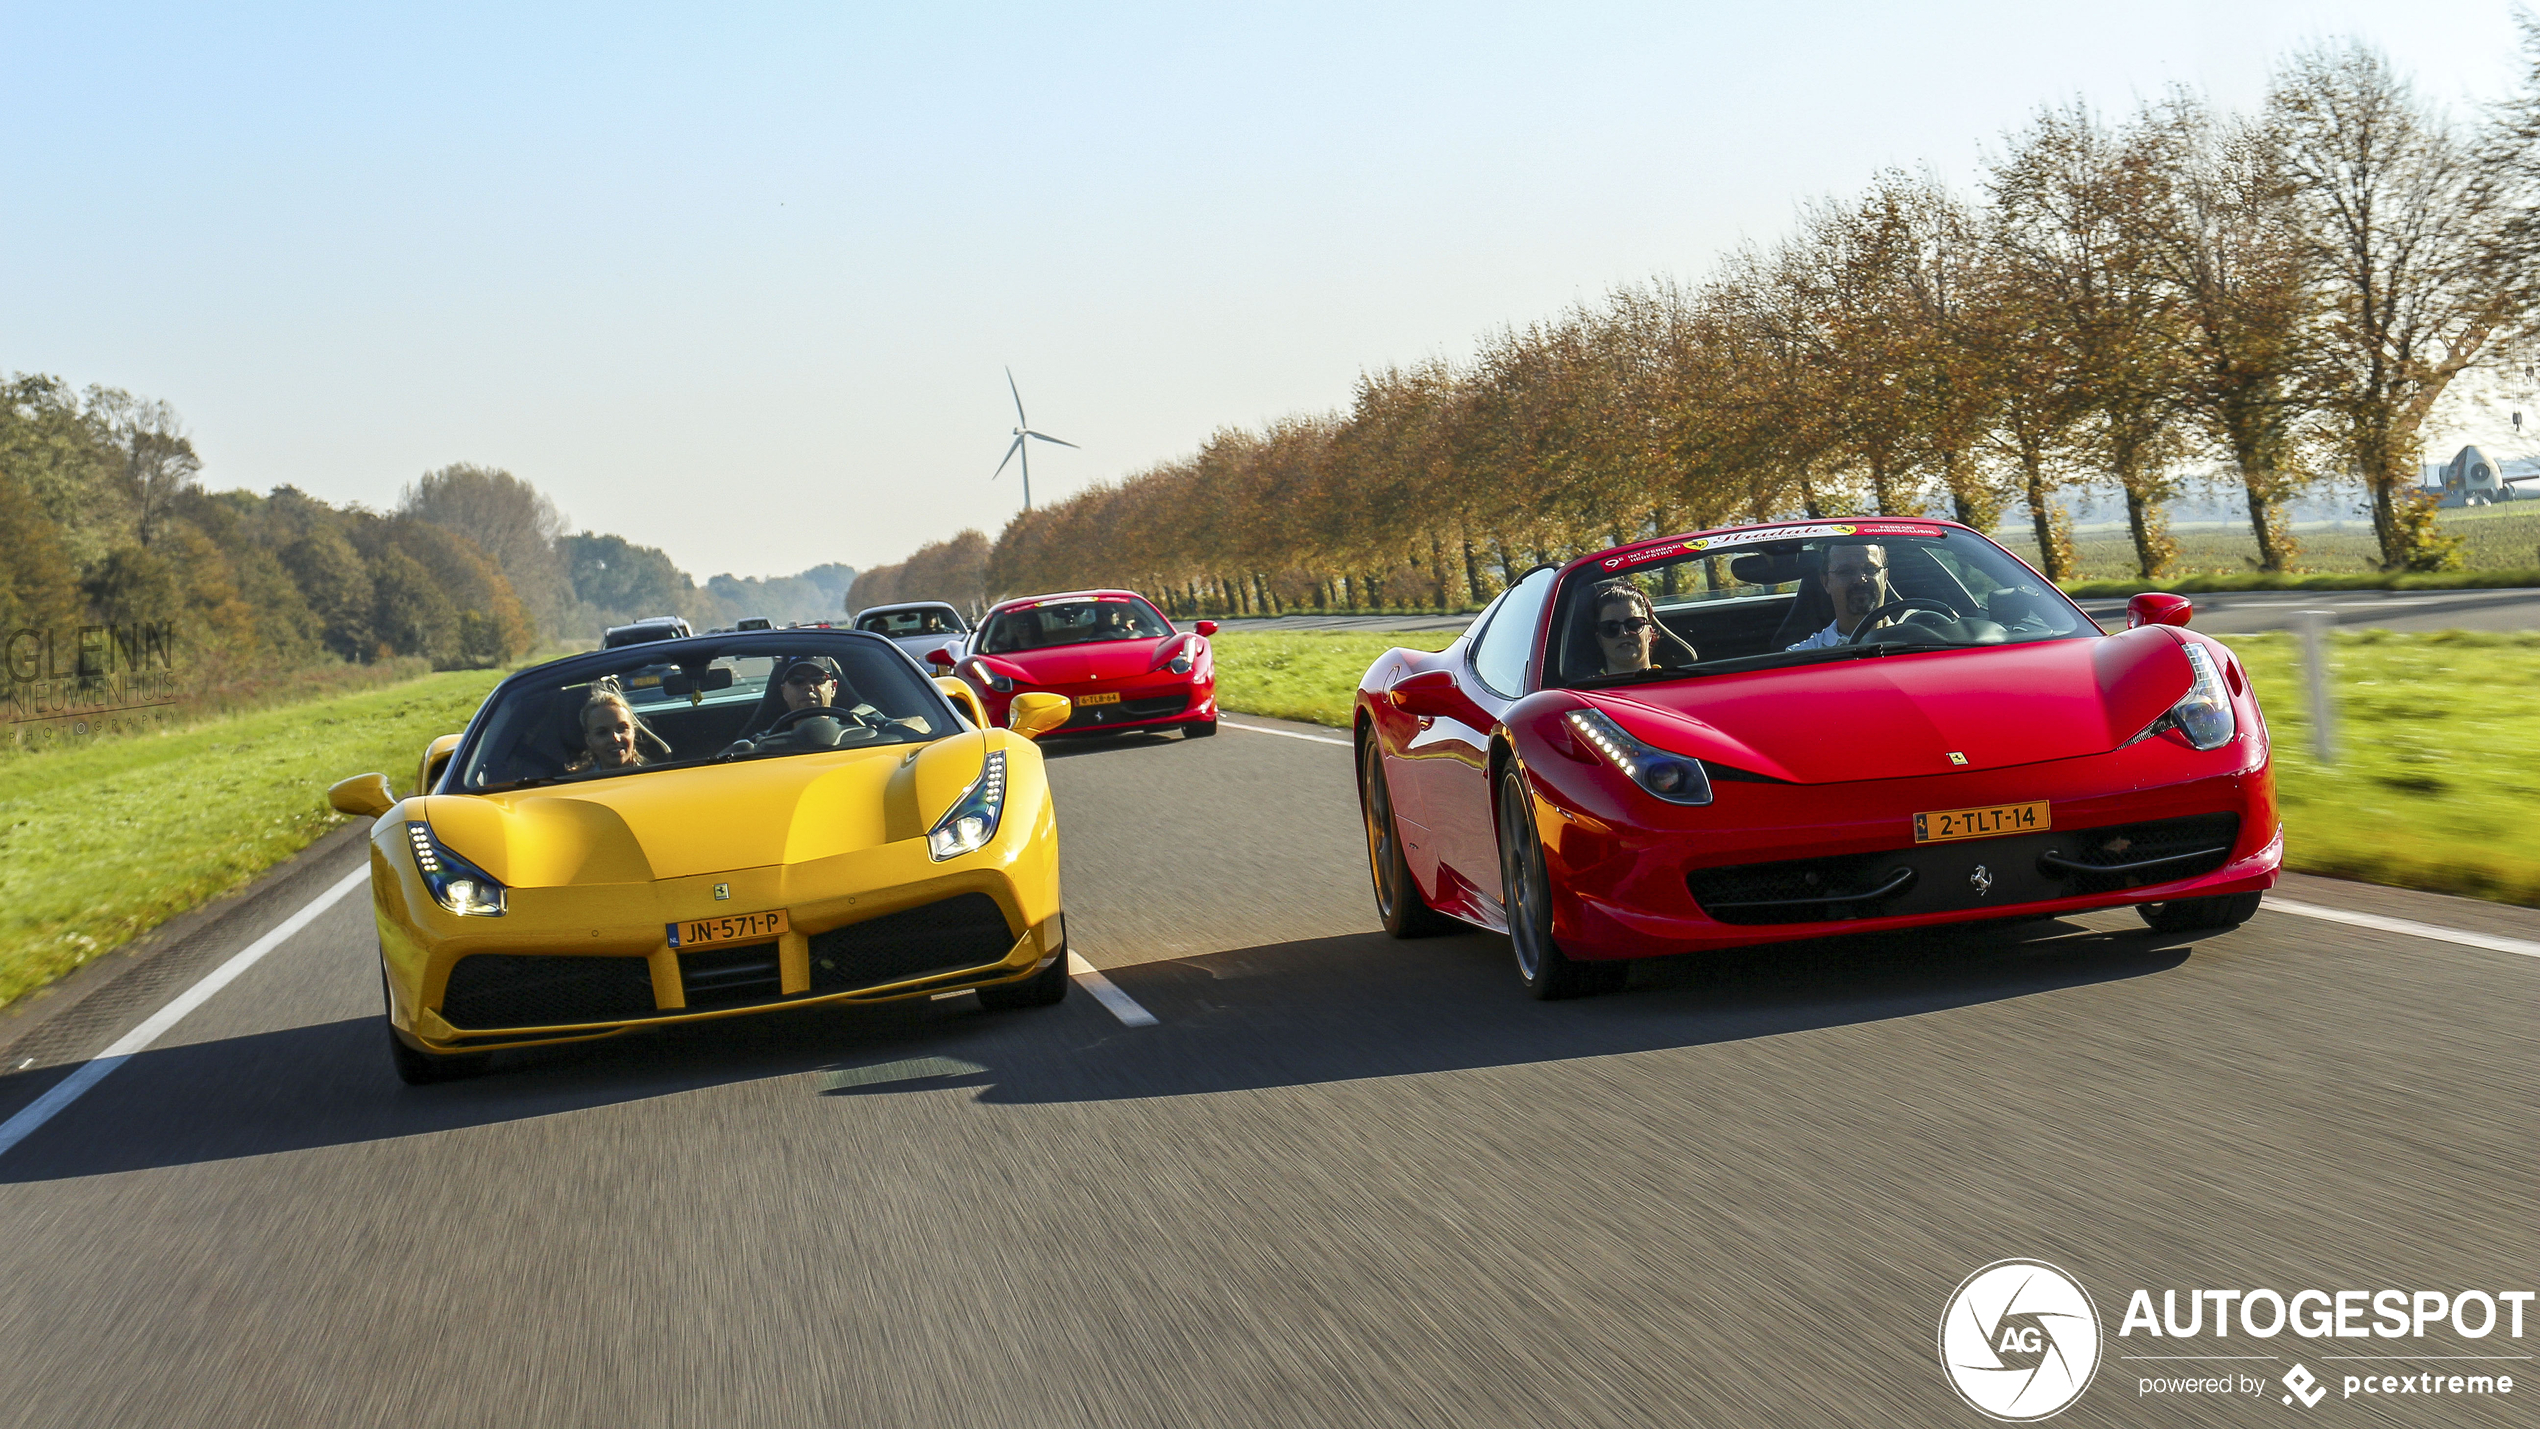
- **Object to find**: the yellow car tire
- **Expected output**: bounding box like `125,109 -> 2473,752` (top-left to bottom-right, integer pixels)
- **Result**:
385,971 -> 490,1086
977,953 -> 1070,1010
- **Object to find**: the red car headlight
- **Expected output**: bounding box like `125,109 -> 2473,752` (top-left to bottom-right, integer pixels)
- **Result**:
1565,708 -> 1714,806
965,658 -> 1015,693
2123,641 -> 2237,752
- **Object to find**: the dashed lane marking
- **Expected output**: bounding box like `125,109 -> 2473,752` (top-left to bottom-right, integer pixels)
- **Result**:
1067,952 -> 1159,1026
0,865 -> 370,1160
2265,896 -> 2540,961
1219,720 -> 1351,748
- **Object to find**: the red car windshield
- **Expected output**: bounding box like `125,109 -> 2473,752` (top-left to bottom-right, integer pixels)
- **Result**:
976,598 -> 1169,655
1551,524 -> 2096,689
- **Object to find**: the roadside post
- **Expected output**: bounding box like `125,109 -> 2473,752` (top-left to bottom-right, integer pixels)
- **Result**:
2297,611 -> 2336,764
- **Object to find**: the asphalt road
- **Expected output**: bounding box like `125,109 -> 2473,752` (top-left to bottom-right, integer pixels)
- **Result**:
0,719 -> 2533,1427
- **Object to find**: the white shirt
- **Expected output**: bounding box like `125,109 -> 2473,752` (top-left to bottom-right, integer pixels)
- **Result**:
1787,620 -> 1847,651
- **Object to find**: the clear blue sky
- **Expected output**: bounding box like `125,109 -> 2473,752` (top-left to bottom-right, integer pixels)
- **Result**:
2,1 -> 2524,579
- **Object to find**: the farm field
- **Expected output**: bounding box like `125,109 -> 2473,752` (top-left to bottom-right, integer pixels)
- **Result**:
1992,499 -> 2540,578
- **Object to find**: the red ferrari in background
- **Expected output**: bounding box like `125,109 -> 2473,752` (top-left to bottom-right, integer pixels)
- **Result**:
941,589 -> 1220,738
1354,518 -> 2280,998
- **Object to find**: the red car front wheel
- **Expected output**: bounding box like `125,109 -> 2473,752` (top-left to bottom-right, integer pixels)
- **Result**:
1495,767 -> 1625,1000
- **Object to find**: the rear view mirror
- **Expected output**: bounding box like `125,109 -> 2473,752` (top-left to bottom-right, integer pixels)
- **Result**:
1194,620 -> 1219,637
661,668 -> 735,699
925,647 -> 955,668
327,772 -> 397,820
1008,691 -> 1071,739
2126,592 -> 2193,629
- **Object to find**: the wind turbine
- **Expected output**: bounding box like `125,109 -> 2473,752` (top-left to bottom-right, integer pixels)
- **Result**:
993,368 -> 1077,511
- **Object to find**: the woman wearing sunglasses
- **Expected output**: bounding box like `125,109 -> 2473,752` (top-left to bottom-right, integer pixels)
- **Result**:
1589,579 -> 1699,675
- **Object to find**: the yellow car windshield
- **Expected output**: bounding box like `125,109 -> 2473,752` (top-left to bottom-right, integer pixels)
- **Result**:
455,636 -> 956,792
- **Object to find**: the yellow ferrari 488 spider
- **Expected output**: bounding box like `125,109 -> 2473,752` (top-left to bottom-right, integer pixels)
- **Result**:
327,629 -> 1072,1083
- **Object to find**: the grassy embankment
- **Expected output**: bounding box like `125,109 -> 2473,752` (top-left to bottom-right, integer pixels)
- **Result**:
0,670 -> 503,1010
1210,627 -> 2540,908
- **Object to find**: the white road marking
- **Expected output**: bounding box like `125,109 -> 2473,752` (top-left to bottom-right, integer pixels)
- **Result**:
2264,896 -> 2540,960
1066,951 -> 1159,1026
0,864 -> 369,1160
1219,720 -> 1350,748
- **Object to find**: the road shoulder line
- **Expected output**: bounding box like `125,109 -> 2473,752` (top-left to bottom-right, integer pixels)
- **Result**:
0,866 -> 370,1160
1219,719 -> 1351,748
2264,896 -> 2540,960
1066,952 -> 1159,1026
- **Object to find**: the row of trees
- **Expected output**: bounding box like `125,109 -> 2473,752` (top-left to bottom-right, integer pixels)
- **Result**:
1,376 -> 859,686
952,40 -> 2540,616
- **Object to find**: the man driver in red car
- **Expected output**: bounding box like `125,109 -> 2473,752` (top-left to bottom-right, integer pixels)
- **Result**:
1786,542 -> 1890,650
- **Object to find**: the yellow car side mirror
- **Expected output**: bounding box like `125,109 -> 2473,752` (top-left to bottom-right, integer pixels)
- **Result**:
328,772 -> 398,819
934,677 -> 989,730
1007,692 -> 1071,740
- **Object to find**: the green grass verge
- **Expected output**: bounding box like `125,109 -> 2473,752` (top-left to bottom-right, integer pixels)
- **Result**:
1210,630 -> 1460,727
2218,630 -> 2540,906
1212,628 -> 2540,908
0,670 -> 504,1010
2062,568 -> 2540,597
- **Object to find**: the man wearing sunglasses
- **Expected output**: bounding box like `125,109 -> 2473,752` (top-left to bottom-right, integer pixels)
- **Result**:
778,655 -> 843,714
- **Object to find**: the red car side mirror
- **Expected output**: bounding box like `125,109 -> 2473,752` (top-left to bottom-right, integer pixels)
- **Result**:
1387,668 -> 1462,719
925,646 -> 955,667
1194,620 -> 1219,637
2126,593 -> 2193,629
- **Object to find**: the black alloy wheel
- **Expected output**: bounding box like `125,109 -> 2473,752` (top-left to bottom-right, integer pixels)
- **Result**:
1495,766 -> 1625,1000
977,947 -> 1071,1009
1359,734 -> 1458,938
383,970 -> 489,1086
2137,891 -> 2262,934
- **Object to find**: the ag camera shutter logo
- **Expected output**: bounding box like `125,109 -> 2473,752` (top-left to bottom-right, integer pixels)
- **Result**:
1939,1259 -> 2103,1420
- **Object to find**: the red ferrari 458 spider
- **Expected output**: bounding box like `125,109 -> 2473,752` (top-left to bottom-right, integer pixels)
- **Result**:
1354,518 -> 2281,998
940,589 -> 1220,738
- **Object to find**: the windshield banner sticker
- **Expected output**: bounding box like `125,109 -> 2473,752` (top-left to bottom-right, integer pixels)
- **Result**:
1599,522 -> 1947,568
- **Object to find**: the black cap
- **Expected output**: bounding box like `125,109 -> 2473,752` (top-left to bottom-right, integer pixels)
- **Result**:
781,656 -> 842,683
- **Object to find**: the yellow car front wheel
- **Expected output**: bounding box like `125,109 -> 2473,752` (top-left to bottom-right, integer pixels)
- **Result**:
385,970 -> 490,1086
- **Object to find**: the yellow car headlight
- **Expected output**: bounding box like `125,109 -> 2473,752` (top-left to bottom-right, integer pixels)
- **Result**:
406,819 -> 508,916
926,752 -> 1007,861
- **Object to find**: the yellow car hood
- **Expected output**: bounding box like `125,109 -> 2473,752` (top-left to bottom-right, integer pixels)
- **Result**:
418,735 -> 989,886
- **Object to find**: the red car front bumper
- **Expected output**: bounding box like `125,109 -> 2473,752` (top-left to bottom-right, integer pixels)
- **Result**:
1528,740 -> 2280,959
980,678 -> 1217,735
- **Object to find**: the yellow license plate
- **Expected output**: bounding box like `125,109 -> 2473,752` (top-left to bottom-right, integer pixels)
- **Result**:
1914,801 -> 2050,844
668,908 -> 789,948
1076,691 -> 1121,706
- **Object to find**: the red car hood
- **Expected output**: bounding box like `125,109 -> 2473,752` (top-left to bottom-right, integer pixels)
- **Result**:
996,638 -> 1172,686
1589,629 -> 2192,784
